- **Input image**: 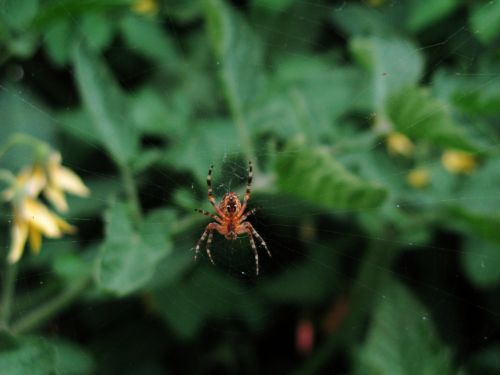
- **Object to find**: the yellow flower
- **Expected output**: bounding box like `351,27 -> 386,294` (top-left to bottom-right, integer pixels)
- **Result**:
441,150 -> 476,174
132,0 -> 158,14
3,170 -> 76,263
407,168 -> 430,189
386,132 -> 414,157
43,151 -> 90,212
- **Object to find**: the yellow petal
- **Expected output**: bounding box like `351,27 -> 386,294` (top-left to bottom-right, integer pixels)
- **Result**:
44,185 -> 69,212
54,167 -> 90,197
8,218 -> 28,263
55,216 -> 77,235
441,150 -> 476,174
22,198 -> 62,238
386,132 -> 414,157
407,168 -> 430,189
29,223 -> 42,254
132,0 -> 158,14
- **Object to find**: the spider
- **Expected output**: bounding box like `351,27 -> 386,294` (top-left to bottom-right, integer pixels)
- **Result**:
194,161 -> 271,275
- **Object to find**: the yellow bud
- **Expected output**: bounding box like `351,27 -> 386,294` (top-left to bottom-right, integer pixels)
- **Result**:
386,132 -> 414,157
407,168 -> 430,189
132,0 -> 158,14
441,150 -> 476,174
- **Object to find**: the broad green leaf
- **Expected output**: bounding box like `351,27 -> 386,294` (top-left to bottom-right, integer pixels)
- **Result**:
0,85 -> 57,170
350,36 -> 423,112
275,139 -> 387,210
253,0 -> 295,12
164,0 -> 202,23
44,19 -> 74,65
96,203 -> 175,296
356,281 -> 454,375
1,0 -> 38,30
331,3 -> 397,37
262,246 -> 339,303
204,0 -> 265,115
52,339 -> 95,375
73,42 -> 139,165
0,335 -> 56,375
79,12 -> 114,53
386,86 -> 479,151
407,0 -> 459,32
153,268 -> 265,339
470,1 -> 500,44
165,119 -> 240,183
461,236 -> 500,288
119,15 -> 181,67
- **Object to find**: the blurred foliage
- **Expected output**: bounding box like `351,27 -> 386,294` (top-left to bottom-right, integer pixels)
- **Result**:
0,0 -> 499,374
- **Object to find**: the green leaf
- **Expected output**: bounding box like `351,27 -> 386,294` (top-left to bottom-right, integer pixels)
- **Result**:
253,0 -> 296,12
330,3 -> 397,37
52,339 -> 95,375
0,85 -> 57,170
470,1 -> 500,44
73,42 -> 139,165
96,203 -> 175,296
119,14 -> 181,67
356,281 -> 454,375
2,0 -> 39,30
350,36 -> 423,111
204,0 -> 265,115
461,236 -> 500,288
407,0 -> 459,32
79,12 -> 114,53
43,19 -> 74,65
0,335 -> 56,375
386,86 -> 479,151
275,138 -> 387,210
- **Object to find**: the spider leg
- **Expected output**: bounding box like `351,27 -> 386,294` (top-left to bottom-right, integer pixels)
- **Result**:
207,165 -> 226,218
246,229 -> 260,276
238,207 -> 258,223
195,223 -> 218,261
195,208 -> 223,224
245,222 -> 271,258
206,230 -> 215,265
237,161 -> 253,218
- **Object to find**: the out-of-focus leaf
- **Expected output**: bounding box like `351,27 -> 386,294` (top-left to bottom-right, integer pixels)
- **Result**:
33,0 -> 131,28
152,268 -> 265,339
0,85 -> 57,170
0,335 -> 56,375
470,1 -> 500,44
461,236 -> 500,288
275,138 -> 387,210
2,0 -> 38,30
331,3 -> 397,37
80,13 -> 114,53
164,0 -> 202,22
166,119 -> 240,183
66,177 -> 122,218
350,36 -> 423,111
204,0 -> 265,115
44,19 -> 73,65
407,0 -> 459,32
356,281 -> 454,375
250,56 -> 367,141
51,339 -> 95,375
119,15 -> 181,68
466,345 -> 500,375
73,42 -> 139,165
433,69 -> 500,115
96,203 -> 175,296
262,246 -> 339,303
253,0 -> 295,12
386,86 -> 479,151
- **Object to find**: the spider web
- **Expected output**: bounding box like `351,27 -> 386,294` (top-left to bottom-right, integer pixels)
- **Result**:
0,0 -> 499,373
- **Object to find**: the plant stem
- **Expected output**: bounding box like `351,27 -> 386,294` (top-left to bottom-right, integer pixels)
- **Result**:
295,236 -> 400,375
119,163 -> 142,226
11,275 -> 91,335
0,262 -> 18,332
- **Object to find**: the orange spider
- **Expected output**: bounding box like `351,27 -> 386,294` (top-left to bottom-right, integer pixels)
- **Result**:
194,161 -> 271,275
